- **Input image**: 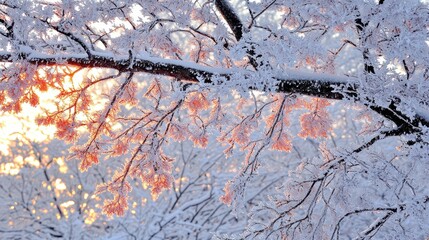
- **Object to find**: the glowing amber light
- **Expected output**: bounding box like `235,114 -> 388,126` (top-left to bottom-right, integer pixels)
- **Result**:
0,163 -> 20,175
55,157 -> 69,173
0,65 -> 127,228
60,201 -> 75,208
85,209 -> 97,225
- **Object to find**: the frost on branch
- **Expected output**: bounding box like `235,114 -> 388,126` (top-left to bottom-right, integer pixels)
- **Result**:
0,0 -> 429,238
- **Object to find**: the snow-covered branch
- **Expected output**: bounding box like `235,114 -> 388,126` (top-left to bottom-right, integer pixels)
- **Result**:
1,50 -> 427,132
1,1 -> 429,238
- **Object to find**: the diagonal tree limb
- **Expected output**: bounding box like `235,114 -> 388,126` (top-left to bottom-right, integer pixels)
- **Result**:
331,207 -> 395,240
214,0 -> 264,68
354,211 -> 394,240
214,0 -> 244,41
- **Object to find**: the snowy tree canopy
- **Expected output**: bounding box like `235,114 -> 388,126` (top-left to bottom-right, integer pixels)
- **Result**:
0,0 -> 429,239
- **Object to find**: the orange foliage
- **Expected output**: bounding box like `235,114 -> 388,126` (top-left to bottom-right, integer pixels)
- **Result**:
167,123 -> 189,142
79,152 -> 99,171
184,92 -> 210,114
298,99 -> 332,138
219,181 -> 233,206
125,149 -> 175,201
111,140 -> 129,156
150,174 -> 172,200
28,91 -> 39,107
230,121 -> 254,145
119,81 -> 138,106
190,133 -> 208,148
55,119 -> 76,142
36,115 -> 55,126
102,195 -> 128,216
271,132 -> 292,152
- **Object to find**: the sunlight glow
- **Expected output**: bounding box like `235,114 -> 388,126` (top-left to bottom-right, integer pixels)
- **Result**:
0,163 -> 20,175
85,209 -> 97,225
54,178 -> 67,191
0,66 -> 119,228
60,200 -> 75,208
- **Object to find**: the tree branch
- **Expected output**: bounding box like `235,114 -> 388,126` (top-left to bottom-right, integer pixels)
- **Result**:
0,51 -> 351,99
214,0 -> 244,41
0,51 -> 427,131
214,0 -> 267,69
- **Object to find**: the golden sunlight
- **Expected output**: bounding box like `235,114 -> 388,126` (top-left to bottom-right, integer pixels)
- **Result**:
0,65 -> 114,227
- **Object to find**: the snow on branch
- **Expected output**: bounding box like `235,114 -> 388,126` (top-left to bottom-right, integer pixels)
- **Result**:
1,50 -> 427,131
0,50 -> 357,99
